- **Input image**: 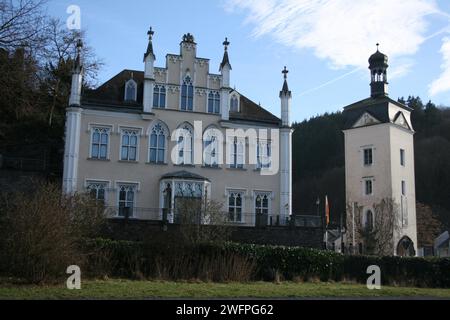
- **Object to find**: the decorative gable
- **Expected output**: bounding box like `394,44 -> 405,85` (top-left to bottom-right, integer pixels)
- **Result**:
393,112 -> 411,130
352,112 -> 381,128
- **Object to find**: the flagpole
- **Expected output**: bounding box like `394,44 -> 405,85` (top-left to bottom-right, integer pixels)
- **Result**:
352,202 -> 356,255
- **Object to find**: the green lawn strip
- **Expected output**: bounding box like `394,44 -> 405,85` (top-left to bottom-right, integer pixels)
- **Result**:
1,280 -> 449,299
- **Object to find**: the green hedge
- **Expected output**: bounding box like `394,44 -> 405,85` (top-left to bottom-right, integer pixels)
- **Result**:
81,239 -> 450,288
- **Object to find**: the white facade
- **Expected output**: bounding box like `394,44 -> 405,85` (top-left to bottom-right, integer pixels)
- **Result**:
62,31 -> 293,227
343,49 -> 418,256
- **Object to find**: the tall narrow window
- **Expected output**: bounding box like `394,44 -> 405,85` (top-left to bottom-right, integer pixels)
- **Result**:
208,91 -> 220,114
257,140 -> 271,169
176,125 -> 193,165
402,180 -> 406,196
149,123 -> 166,164
255,194 -> 270,215
400,149 -> 405,166
230,96 -> 239,112
230,137 -> 244,169
363,148 -> 373,166
121,130 -> 139,161
91,128 -> 110,160
204,136 -> 219,167
125,80 -> 137,102
118,185 -> 136,218
228,192 -> 243,222
364,179 -> 373,196
153,85 -> 166,108
181,76 -> 194,111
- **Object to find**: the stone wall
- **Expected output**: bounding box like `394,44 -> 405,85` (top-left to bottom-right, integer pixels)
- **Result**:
102,219 -> 323,249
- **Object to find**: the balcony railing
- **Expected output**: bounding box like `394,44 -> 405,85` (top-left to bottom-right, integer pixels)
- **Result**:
105,207 -> 295,227
104,207 -> 321,228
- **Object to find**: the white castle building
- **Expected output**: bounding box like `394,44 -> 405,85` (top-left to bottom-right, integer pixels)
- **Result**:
63,30 -> 293,226
343,46 -> 418,256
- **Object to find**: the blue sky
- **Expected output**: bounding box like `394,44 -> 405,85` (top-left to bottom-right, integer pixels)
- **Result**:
48,0 -> 450,123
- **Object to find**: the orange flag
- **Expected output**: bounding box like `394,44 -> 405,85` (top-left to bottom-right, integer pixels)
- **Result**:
325,196 -> 330,226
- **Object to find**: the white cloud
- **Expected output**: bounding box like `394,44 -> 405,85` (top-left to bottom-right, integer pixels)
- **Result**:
226,0 -> 439,71
429,37 -> 450,96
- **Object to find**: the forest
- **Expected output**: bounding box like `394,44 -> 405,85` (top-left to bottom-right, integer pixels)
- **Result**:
292,96 -> 450,229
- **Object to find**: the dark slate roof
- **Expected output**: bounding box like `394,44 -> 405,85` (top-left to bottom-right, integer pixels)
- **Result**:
281,79 -> 290,94
161,171 -> 210,182
369,50 -> 388,66
230,94 -> 281,126
220,51 -> 231,70
342,95 -> 412,130
82,70 -> 281,126
83,69 -> 144,107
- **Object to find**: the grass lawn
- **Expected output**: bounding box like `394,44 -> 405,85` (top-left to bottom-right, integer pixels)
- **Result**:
1,280 -> 450,299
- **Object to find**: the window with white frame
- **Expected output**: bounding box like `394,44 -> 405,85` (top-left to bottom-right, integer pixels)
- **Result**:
91,127 -> 110,160
121,129 -> 139,161
363,148 -> 373,166
400,149 -> 406,166
118,184 -> 136,218
204,136 -> 219,167
230,95 -> 239,112
203,128 -> 221,167
153,85 -> 166,108
87,181 -> 107,204
228,191 -> 243,222
208,91 -> 220,114
176,124 -> 193,165
230,137 -> 244,169
181,75 -> 194,111
255,193 -> 270,215
364,178 -> 373,196
257,140 -> 271,169
149,123 -> 167,164
124,80 -> 137,102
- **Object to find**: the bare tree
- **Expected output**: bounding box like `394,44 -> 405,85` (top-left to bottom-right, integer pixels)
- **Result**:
346,198 -> 402,256
0,0 -> 48,51
38,18 -> 103,126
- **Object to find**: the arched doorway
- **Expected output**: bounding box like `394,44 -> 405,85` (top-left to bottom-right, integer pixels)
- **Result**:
397,236 -> 416,257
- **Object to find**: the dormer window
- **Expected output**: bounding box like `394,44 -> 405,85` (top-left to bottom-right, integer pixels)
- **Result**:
125,79 -> 137,102
181,75 -> 194,111
230,95 -> 239,112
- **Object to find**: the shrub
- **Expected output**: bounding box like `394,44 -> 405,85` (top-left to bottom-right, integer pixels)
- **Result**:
81,239 -> 450,288
0,182 -> 106,283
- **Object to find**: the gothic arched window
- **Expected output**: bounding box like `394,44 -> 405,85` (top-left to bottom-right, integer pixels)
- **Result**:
121,129 -> 139,161
149,123 -> 167,164
153,85 -> 166,108
230,95 -> 239,112
203,128 -> 221,167
125,80 -> 137,102
176,124 -> 194,165
208,91 -> 220,114
230,137 -> 244,169
181,76 -> 194,111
